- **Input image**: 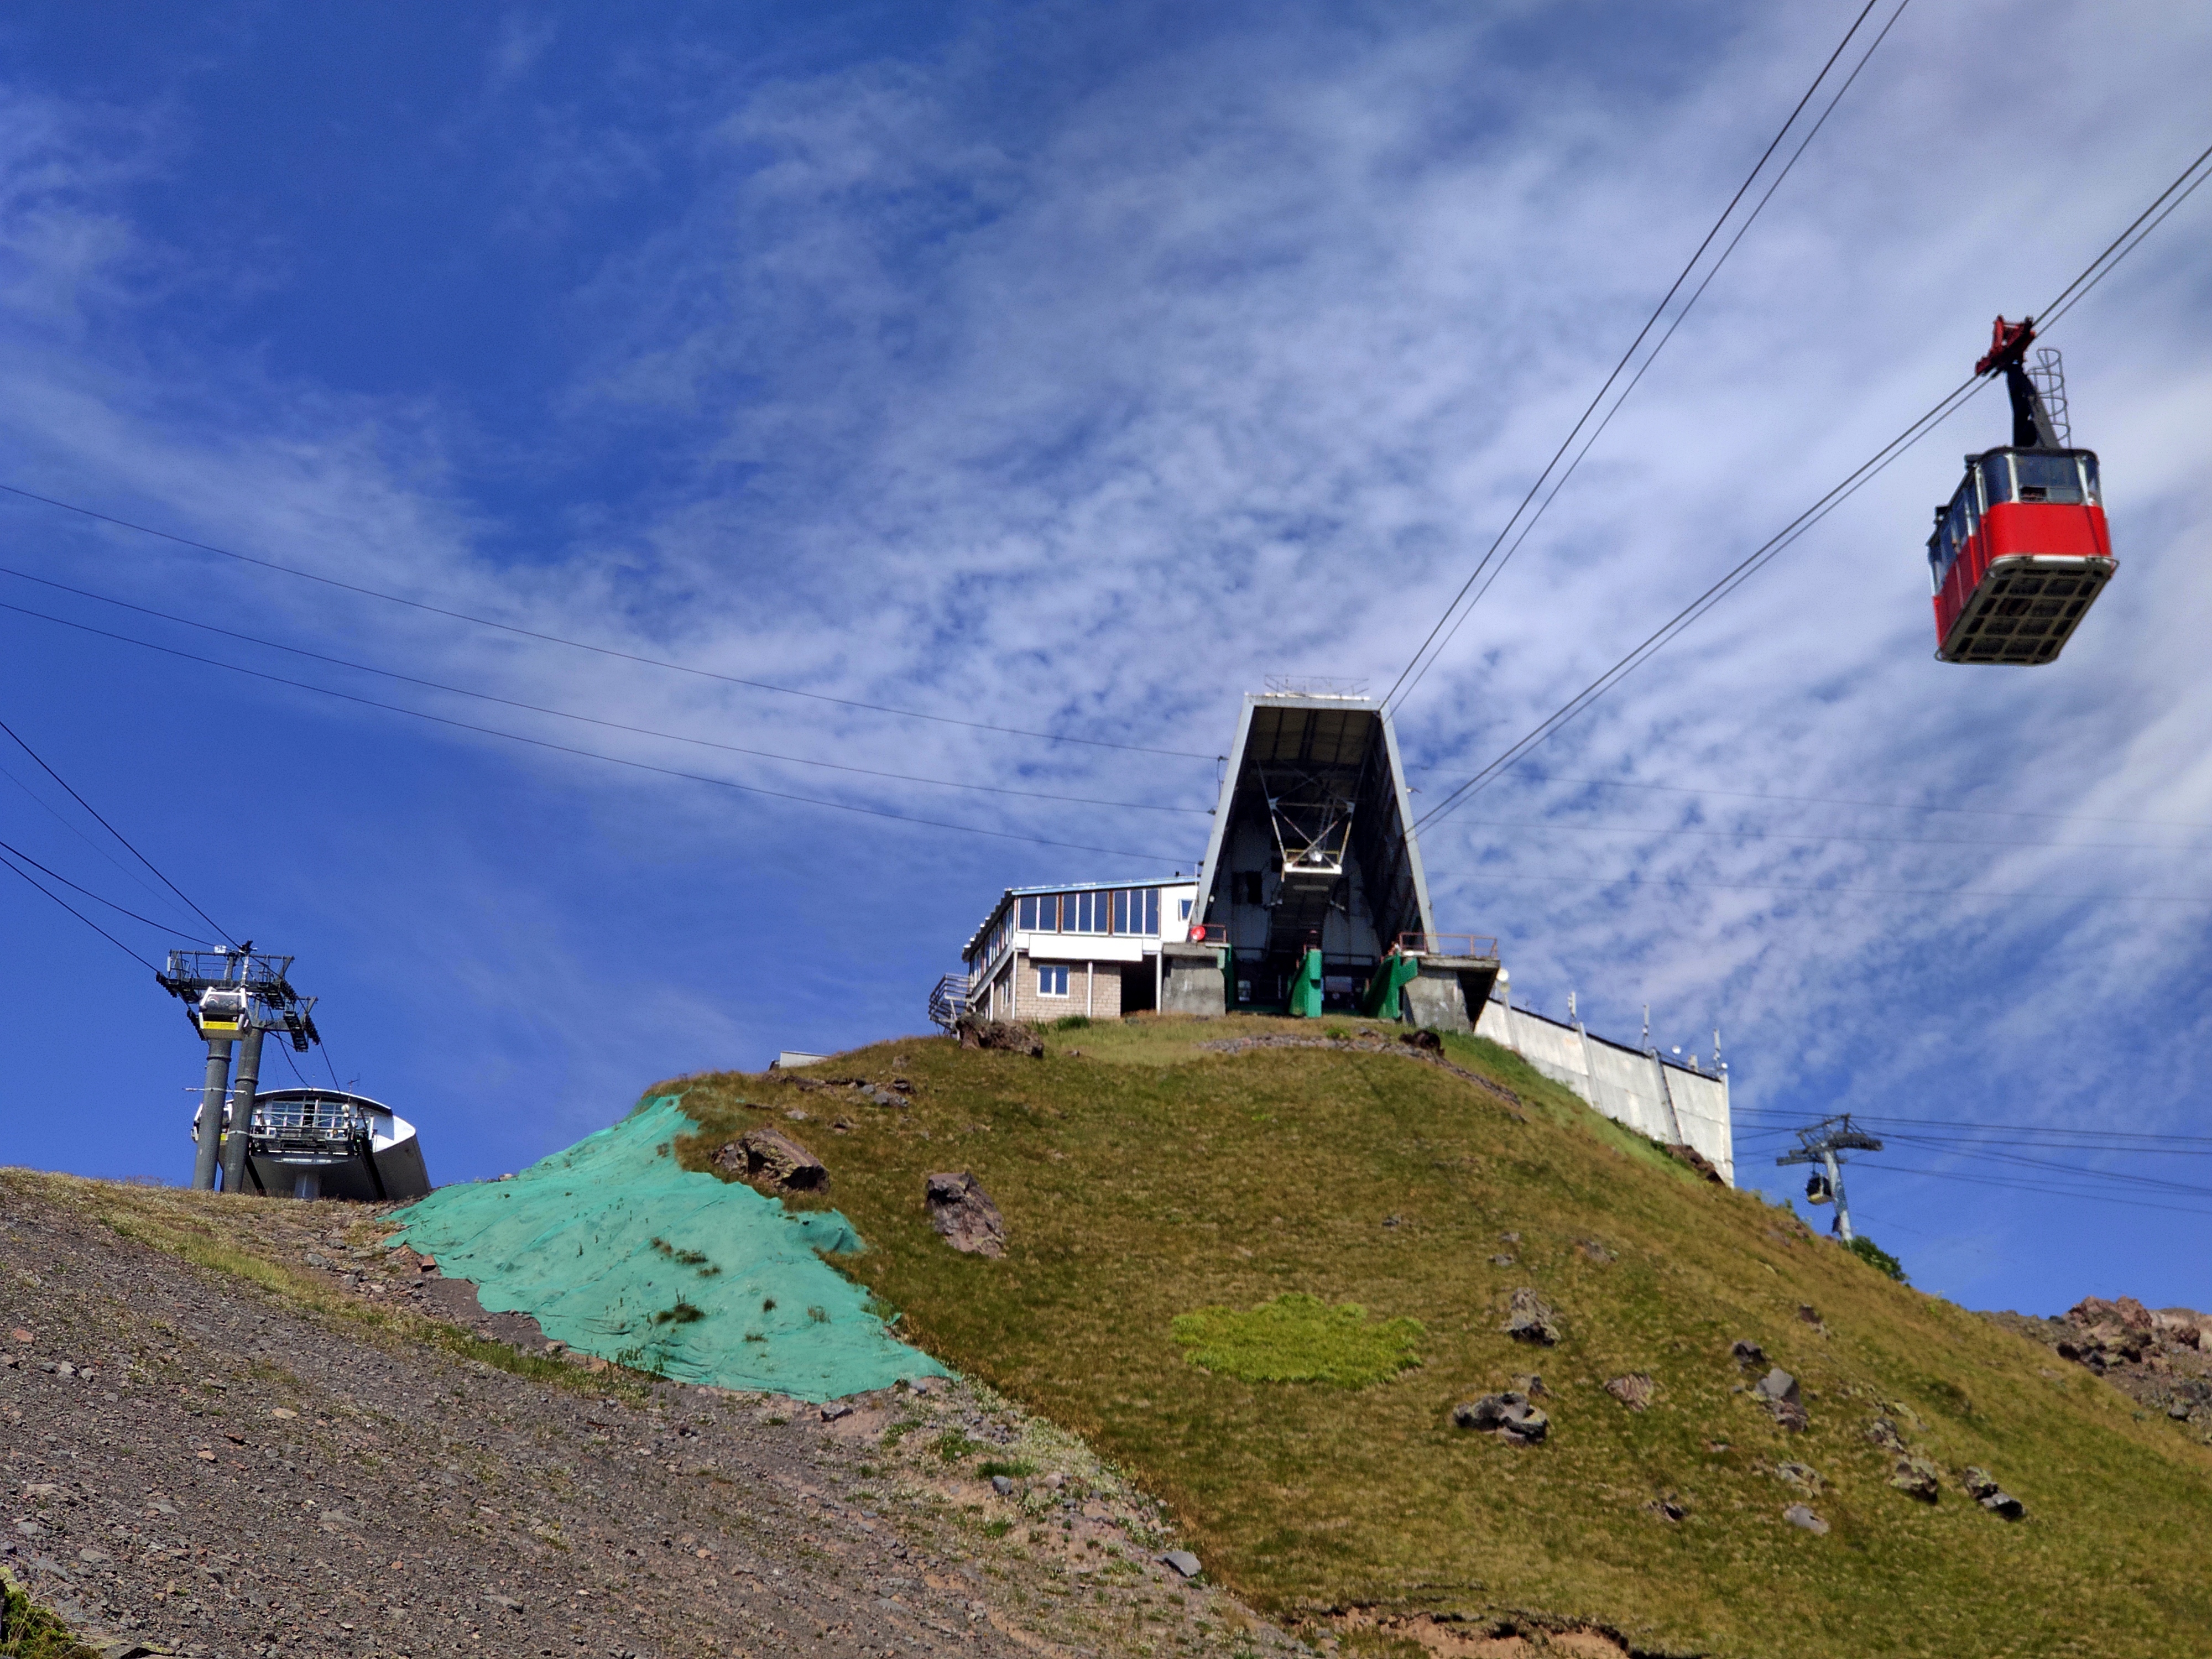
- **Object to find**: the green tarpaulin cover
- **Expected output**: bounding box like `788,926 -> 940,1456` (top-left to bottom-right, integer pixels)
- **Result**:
385,1095 -> 948,1401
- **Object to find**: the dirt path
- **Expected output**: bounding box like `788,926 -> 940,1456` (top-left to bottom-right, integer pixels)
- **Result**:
1,1173 -> 1305,1659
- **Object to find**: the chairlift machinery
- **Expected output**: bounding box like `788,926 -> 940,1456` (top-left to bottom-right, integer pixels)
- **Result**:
1927,317 -> 2114,665
156,945 -> 324,1193
1776,1114 -> 1883,1243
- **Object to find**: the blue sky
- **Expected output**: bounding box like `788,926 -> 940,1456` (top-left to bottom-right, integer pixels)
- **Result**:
1,1 -> 2208,1317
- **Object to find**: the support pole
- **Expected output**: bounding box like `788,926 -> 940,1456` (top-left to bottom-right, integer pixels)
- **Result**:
190,1037 -> 234,1192
220,1021 -> 267,1195
1825,1147 -> 1853,1243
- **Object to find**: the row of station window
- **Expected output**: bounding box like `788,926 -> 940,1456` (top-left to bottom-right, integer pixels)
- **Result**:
1019,888 -> 1177,936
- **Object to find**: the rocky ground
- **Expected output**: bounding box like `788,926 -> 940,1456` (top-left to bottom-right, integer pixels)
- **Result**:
0,1171 -> 1313,1659
1984,1296 -> 2212,1438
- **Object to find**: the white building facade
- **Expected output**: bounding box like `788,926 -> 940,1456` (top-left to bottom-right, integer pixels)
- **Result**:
963,878 -> 1201,1021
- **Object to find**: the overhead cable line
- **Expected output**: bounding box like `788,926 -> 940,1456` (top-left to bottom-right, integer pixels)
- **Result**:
0,601 -> 1185,867
1855,1161 -> 2212,1220
1379,0 -> 1896,713
1879,1137 -> 2212,1191
0,716 -> 234,943
0,564 -> 1207,817
1410,371 -> 1984,832
0,484 -> 1218,763
1455,811 -> 2209,856
1413,134 -> 2212,840
0,846 -> 159,971
0,754 -> 214,932
1431,863 -> 2212,906
1733,1104 -> 2212,1146
1423,769 -> 2212,834
0,833 -> 218,941
1387,0 -> 1915,715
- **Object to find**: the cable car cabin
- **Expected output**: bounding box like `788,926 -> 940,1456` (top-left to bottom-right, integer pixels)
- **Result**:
1929,316 -> 2116,665
1928,448 -> 2112,664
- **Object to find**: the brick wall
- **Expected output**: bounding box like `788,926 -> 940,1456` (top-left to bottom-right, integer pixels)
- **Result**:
1010,952 -> 1125,1020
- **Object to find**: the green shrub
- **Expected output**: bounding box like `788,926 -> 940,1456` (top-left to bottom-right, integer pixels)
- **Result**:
1052,1015 -> 1093,1031
978,1458 -> 1037,1479
1846,1234 -> 1908,1283
1171,1292 -> 1425,1387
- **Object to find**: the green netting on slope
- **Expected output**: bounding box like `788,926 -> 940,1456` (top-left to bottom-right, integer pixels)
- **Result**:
385,1095 -> 948,1401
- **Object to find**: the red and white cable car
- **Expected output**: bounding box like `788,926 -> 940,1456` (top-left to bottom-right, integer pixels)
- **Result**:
1928,317 -> 2114,665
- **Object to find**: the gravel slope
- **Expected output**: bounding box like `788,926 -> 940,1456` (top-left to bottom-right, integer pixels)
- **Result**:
1,1173 -> 1305,1659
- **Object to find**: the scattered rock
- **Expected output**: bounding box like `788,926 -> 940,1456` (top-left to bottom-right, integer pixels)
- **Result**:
1489,1254 -> 1516,1267
1782,1504 -> 1829,1536
1452,1392 -> 1550,1445
1797,1304 -> 1823,1326
1604,1374 -> 1655,1411
925,1172 -> 1007,1258
952,1015 -> 1045,1057
1963,1467 -> 2024,1519
484,1592 -> 525,1613
1753,1368 -> 1808,1432
819,1402 -> 855,1422
1865,1417 -> 1905,1453
1889,1456 -> 1940,1502
1577,1238 -> 1616,1263
715,1128 -> 830,1193
1730,1339 -> 1767,1370
1504,1287 -> 1559,1347
990,1475 -> 1015,1496
1498,1232 -> 1521,1245
1645,1494 -> 1686,1521
1663,1142 -> 1725,1182
1987,1297 -> 2212,1428
1773,1461 -> 1821,1493
1511,1374 -> 1547,1399
1398,1029 -> 1442,1052
1160,1550 -> 1202,1579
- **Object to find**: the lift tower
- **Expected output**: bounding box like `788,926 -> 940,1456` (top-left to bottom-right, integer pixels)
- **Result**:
156,946 -> 321,1192
1776,1114 -> 1883,1243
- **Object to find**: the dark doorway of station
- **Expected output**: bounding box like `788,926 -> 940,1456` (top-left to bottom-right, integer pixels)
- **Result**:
1927,317 -> 2114,665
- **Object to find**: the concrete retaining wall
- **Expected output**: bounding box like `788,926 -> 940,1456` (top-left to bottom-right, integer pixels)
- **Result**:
1160,945 -> 1225,1017
1473,995 -> 1734,1185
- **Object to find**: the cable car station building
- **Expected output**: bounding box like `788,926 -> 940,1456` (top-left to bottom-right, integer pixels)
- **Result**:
958,688 -> 1500,1028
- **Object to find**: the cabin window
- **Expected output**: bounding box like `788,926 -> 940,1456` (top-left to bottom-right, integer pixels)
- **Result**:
1113,890 -> 1129,933
2013,452 -> 2085,504
1145,888 -> 1161,933
1039,964 -> 1069,998
1981,452 -> 2014,503
1018,895 -> 1036,930
2079,455 -> 2101,504
1179,897 -> 1192,921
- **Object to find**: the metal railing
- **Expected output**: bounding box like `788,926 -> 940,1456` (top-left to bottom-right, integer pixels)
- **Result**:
251,1096 -> 371,1150
927,974 -> 971,1031
1395,932 -> 1499,959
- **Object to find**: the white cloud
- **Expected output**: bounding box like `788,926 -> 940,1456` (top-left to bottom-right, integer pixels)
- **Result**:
1,3 -> 2208,1296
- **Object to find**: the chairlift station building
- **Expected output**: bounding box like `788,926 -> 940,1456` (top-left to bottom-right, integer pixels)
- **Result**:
953,687 -> 1735,1183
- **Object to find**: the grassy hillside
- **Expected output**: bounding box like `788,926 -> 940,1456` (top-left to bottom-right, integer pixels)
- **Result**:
658,1017 -> 2212,1657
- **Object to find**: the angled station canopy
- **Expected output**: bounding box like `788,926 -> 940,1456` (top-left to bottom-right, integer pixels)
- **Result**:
1190,688 -> 1440,1006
